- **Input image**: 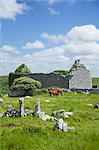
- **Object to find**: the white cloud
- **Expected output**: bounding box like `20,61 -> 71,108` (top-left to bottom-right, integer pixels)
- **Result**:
37,0 -> 95,5
66,25 -> 99,43
48,8 -> 60,15
42,25 -> 99,44
22,40 -> 45,49
41,32 -> 65,43
1,24 -> 99,76
47,0 -> 63,4
41,24 -> 99,76
37,0 -> 64,5
0,45 -> 20,54
0,0 -> 28,20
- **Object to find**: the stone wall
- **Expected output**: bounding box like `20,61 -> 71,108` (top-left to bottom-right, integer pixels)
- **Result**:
20,73 -> 69,89
68,65 -> 92,89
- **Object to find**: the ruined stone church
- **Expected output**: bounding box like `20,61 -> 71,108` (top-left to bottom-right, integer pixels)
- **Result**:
9,60 -> 92,90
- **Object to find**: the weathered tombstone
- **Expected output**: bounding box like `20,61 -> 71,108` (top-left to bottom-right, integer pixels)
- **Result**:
19,98 -> 24,117
58,118 -> 64,130
54,118 -> 68,131
35,99 -> 41,113
33,99 -> 42,116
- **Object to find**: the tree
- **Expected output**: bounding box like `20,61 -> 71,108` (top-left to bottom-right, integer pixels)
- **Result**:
10,77 -> 41,96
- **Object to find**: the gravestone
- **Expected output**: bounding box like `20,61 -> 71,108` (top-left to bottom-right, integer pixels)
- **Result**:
19,98 -> 24,117
35,100 -> 41,113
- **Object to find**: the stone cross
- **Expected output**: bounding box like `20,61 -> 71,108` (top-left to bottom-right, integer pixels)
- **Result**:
19,98 -> 24,117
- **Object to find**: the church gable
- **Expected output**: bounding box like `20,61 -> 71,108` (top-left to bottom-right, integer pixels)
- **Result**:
68,60 -> 92,89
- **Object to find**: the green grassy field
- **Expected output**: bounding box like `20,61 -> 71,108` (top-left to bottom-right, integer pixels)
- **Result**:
0,93 -> 99,150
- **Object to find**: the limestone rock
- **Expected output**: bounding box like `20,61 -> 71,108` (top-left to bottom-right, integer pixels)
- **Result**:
94,102 -> 99,109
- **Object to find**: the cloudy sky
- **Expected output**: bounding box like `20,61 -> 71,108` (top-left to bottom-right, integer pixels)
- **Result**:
0,0 -> 99,76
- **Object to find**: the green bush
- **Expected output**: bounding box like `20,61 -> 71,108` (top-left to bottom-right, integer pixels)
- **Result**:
9,72 -> 20,87
10,77 -> 41,96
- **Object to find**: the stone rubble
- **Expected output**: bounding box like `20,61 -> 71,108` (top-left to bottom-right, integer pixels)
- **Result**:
94,102 -> 99,109
87,104 -> 93,107
51,110 -> 73,119
0,98 -> 75,132
3,108 -> 20,117
54,118 -> 75,132
44,100 -> 50,103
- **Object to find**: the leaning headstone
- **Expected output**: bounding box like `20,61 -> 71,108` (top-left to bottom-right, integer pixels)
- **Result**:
33,99 -> 42,116
19,98 -> 24,117
35,99 -> 41,113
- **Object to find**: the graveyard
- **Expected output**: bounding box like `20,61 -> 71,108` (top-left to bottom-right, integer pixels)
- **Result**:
0,61 -> 99,150
0,92 -> 99,150
0,79 -> 99,149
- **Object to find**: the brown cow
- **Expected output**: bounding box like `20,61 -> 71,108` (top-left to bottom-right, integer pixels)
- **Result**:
54,89 -> 63,95
48,88 -> 63,96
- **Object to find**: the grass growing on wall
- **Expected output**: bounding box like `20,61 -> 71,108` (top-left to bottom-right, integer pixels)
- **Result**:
0,92 -> 99,150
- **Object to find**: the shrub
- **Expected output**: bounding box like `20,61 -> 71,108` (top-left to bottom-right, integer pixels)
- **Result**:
10,77 -> 41,96
9,72 -> 20,87
53,70 -> 68,75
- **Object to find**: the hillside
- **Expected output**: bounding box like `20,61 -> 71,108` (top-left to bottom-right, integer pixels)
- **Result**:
0,76 -> 10,95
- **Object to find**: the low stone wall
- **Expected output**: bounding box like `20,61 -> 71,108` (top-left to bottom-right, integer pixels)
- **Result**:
71,88 -> 99,94
89,89 -> 99,94
20,73 -> 69,89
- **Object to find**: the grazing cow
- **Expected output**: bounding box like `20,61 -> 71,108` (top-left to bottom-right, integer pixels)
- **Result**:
48,89 -> 59,96
55,89 -> 63,95
48,88 -> 63,96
